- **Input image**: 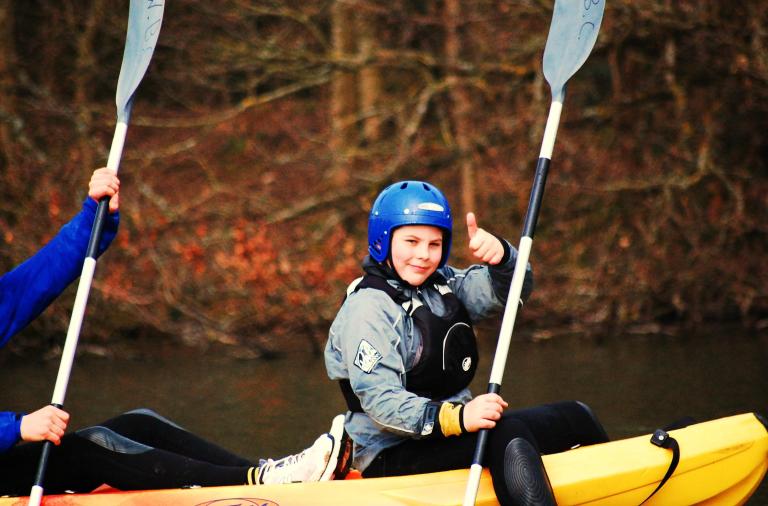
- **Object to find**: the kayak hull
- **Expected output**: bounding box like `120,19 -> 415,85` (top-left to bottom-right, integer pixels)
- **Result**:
544,412 -> 768,505
1,413 -> 766,506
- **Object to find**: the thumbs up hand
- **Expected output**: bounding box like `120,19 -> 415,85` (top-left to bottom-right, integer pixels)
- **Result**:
466,212 -> 504,265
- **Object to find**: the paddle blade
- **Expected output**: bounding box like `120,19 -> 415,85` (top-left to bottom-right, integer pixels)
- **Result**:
543,0 -> 605,102
115,0 -> 165,121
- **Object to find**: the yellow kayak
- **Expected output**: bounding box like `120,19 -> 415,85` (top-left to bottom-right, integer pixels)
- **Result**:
1,413 -> 766,505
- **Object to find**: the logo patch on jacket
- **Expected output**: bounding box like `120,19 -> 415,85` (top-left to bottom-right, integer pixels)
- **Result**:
354,339 -> 382,373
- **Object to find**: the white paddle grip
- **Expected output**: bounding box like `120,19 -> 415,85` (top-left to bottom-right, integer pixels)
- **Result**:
539,101 -> 562,160
106,121 -> 128,174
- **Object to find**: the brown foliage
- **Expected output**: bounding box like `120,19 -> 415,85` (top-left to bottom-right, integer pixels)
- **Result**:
1,1 -> 766,355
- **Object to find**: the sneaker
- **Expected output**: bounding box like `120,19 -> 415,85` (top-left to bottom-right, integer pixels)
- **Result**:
324,414 -> 352,481
258,434 -> 334,485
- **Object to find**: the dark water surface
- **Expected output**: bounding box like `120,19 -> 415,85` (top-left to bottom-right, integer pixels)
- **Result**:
2,330 -> 766,503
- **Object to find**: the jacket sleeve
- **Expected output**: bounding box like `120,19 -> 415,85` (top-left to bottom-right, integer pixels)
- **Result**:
0,198 -> 119,347
442,239 -> 533,322
0,411 -> 22,453
325,290 -> 446,438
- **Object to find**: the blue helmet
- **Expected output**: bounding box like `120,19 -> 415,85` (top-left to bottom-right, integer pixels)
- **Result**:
368,181 -> 453,267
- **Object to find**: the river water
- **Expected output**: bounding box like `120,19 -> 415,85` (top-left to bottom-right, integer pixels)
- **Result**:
2,329 -> 766,503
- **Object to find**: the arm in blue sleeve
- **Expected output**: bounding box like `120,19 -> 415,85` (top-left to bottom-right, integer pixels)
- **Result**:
0,412 -> 23,453
0,198 -> 119,347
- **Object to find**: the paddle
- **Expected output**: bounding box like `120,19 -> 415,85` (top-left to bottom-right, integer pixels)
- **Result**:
28,2 -> 164,504
462,1 -> 605,505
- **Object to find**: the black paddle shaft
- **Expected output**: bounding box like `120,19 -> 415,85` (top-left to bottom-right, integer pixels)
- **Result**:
31,402 -> 64,490
469,383 -> 502,467
85,197 -> 113,259
522,157 -> 551,239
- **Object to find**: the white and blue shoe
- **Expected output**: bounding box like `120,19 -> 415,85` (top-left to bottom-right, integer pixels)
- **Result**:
258,414 -> 350,484
322,414 -> 351,481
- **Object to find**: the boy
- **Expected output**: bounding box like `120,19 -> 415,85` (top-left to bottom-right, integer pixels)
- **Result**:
325,180 -> 607,505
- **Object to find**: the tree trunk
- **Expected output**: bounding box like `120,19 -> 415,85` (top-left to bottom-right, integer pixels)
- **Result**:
443,0 -> 476,216
0,0 -> 15,169
329,0 -> 358,184
72,1 -> 106,172
357,8 -> 381,143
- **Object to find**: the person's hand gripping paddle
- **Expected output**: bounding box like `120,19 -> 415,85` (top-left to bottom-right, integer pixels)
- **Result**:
462,1 -> 605,505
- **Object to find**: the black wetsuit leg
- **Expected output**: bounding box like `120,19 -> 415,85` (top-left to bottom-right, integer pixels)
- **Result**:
362,401 -> 608,505
0,410 -> 255,495
94,409 -> 253,466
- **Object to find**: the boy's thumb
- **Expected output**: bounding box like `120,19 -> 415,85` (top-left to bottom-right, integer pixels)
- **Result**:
466,212 -> 478,239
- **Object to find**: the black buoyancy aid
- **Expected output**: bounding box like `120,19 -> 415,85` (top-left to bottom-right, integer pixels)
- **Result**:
340,273 -> 479,410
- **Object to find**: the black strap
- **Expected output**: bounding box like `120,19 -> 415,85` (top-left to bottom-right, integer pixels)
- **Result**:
640,429 -> 680,505
339,379 -> 364,413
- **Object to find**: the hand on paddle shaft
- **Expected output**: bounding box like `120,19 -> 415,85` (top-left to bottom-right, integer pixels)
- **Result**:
20,406 -> 70,445
463,394 -> 509,432
464,213 -> 510,431
466,213 -> 505,265
19,168 -> 112,450
88,167 -> 121,213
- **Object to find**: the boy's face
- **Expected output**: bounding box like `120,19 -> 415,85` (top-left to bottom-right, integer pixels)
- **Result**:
390,225 -> 443,286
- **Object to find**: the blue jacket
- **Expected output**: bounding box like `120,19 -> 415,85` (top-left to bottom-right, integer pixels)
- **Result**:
0,198 -> 119,451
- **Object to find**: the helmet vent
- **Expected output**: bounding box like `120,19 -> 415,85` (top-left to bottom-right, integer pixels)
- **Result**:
400,182 -> 409,189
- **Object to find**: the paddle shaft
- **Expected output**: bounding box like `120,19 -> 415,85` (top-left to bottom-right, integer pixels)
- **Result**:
462,100 -> 562,506
28,1 -> 163,500
28,119 -> 129,506
462,2 -> 603,503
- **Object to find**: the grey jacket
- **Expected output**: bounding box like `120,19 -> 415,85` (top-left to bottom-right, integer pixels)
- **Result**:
324,245 -> 533,471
